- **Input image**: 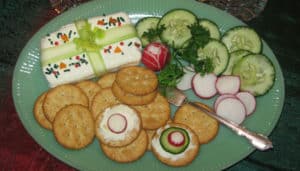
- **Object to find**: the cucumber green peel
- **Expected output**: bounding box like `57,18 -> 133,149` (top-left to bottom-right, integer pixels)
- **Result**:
232,54 -> 275,96
160,127 -> 190,154
74,20 -> 104,52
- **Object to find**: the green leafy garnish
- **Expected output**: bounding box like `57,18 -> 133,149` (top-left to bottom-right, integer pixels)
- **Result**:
158,62 -> 185,95
179,23 -> 213,74
142,25 -> 165,43
157,23 -> 213,88
188,23 -> 211,48
158,62 -> 184,88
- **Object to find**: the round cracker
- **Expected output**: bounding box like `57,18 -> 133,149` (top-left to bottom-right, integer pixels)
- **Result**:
100,129 -> 148,163
115,66 -> 158,95
33,92 -> 52,130
174,102 -> 219,144
95,104 -> 142,147
91,88 -> 120,119
76,80 -> 102,107
132,93 -> 170,130
53,104 -> 95,149
151,123 -> 200,167
112,82 -> 157,106
43,84 -> 88,122
97,72 -> 117,88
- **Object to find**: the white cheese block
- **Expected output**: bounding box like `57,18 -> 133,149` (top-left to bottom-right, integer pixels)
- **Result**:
100,37 -> 142,72
88,12 -> 131,31
41,12 -> 142,87
41,23 -> 79,49
43,52 -> 94,87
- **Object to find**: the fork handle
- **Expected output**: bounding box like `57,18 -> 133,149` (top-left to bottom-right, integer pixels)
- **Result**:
188,102 -> 273,151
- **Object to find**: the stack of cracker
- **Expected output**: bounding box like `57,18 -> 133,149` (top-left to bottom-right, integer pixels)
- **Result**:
33,66 -> 219,166
91,66 -> 171,162
33,84 -> 96,150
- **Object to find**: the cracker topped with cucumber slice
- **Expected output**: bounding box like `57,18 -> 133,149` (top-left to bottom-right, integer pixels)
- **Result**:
151,123 -> 200,167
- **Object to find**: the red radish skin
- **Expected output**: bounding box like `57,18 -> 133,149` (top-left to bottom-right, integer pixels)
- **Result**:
107,113 -> 127,134
192,73 -> 217,99
168,131 -> 185,147
216,97 -> 246,124
142,42 -> 170,71
214,94 -> 236,110
176,66 -> 195,90
236,91 -> 256,116
216,75 -> 240,95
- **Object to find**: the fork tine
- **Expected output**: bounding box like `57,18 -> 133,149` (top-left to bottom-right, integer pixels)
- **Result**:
163,87 -> 187,106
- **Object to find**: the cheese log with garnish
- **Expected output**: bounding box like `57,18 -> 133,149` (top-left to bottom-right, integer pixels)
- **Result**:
41,12 -> 142,87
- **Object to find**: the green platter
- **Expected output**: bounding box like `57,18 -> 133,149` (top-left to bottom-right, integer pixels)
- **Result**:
12,0 -> 285,170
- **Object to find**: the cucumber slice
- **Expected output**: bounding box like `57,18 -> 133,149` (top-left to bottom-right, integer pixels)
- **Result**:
160,127 -> 190,154
158,9 -> 197,49
222,26 -> 262,53
222,49 -> 251,75
136,17 -> 161,47
199,19 -> 221,40
75,19 -> 137,48
232,54 -> 275,96
197,39 -> 229,75
41,42 -> 83,66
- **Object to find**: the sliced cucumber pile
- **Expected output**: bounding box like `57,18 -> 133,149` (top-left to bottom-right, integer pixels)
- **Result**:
135,17 -> 161,47
158,9 -> 197,48
160,127 -> 190,154
135,9 -> 276,96
232,54 -> 275,96
221,26 -> 262,53
197,39 -> 229,75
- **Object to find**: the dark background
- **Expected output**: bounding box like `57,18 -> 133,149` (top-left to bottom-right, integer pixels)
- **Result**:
0,0 -> 299,170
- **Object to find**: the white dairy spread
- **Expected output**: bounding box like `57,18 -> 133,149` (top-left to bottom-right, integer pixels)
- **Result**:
100,37 -> 142,71
151,124 -> 196,161
99,104 -> 140,142
41,23 -> 80,49
43,52 -> 94,87
88,12 -> 131,30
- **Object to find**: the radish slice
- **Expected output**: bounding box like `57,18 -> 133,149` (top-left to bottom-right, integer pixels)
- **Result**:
192,73 -> 217,99
107,113 -> 127,134
176,66 -> 195,90
236,91 -> 256,116
216,75 -> 240,95
168,131 -> 185,147
216,97 -> 246,124
214,94 -> 236,110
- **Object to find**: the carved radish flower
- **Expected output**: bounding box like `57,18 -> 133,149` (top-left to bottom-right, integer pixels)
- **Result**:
142,42 -> 170,71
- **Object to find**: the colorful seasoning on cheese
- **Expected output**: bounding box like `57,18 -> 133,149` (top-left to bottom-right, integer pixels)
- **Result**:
44,53 -> 89,79
96,15 -> 126,30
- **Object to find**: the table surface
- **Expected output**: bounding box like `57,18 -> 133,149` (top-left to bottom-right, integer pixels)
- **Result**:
1,0 -> 299,170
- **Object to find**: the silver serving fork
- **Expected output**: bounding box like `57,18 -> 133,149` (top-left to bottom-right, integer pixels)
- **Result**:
164,87 -> 273,151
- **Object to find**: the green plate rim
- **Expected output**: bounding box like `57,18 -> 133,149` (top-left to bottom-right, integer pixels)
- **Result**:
12,0 -> 285,170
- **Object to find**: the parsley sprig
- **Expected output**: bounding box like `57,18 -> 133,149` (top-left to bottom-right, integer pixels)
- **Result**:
179,23 -> 212,74
142,25 -> 165,43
